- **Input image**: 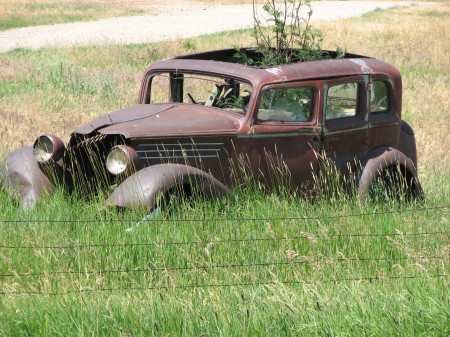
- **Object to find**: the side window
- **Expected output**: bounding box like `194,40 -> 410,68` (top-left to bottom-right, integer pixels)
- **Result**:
149,73 -> 170,104
370,81 -> 390,113
326,82 -> 360,120
257,87 -> 313,122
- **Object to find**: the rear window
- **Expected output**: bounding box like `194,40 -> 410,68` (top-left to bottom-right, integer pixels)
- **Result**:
370,81 -> 390,113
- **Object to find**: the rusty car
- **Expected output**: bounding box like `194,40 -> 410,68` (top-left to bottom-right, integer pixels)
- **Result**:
0,48 -> 423,209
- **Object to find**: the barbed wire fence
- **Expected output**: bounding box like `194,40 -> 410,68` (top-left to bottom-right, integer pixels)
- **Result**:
1,205 -> 448,296
0,205 -> 447,224
1,231 -> 448,250
3,274 -> 448,296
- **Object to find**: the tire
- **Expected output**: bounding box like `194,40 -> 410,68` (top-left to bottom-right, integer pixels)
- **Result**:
368,164 -> 423,202
357,147 -> 423,203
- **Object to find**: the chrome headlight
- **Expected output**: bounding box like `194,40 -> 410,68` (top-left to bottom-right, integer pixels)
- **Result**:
106,145 -> 139,176
33,134 -> 65,163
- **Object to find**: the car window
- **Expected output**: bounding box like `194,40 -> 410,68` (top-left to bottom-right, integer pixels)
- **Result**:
257,87 -> 313,122
182,75 -> 252,110
149,73 -> 170,104
326,82 -> 360,120
147,72 -> 252,113
370,81 -> 390,113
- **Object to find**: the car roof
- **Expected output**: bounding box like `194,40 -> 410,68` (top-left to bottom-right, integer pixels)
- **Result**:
145,48 -> 401,87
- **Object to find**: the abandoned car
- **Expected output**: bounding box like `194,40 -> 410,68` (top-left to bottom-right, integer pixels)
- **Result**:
1,48 -> 422,209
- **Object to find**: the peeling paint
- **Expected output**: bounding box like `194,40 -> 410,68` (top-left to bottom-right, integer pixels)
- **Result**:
266,67 -> 284,77
350,59 -> 373,73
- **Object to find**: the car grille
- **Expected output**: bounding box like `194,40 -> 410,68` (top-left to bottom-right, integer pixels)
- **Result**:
64,133 -> 115,193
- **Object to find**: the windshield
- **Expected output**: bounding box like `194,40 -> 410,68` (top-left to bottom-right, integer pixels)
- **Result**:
146,72 -> 252,115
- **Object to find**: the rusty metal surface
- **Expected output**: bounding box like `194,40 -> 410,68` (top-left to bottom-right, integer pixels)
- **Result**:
399,121 -> 418,168
129,135 -> 236,183
357,146 -> 422,201
0,146 -> 56,208
75,104 -> 241,137
104,163 -> 230,209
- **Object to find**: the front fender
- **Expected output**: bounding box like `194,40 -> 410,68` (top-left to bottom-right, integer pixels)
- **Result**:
0,146 -> 56,209
357,146 -> 422,201
104,164 -> 230,210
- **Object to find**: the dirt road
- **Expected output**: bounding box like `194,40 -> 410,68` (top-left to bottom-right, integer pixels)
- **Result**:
0,1 -> 433,53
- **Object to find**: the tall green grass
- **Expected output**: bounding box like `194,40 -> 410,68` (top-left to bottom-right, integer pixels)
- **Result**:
0,184 -> 448,336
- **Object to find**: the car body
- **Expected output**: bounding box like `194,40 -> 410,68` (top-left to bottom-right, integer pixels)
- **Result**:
0,48 -> 422,209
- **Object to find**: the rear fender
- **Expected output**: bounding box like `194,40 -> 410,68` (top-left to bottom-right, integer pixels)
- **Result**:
357,146 -> 422,201
0,146 -> 56,209
104,163 -> 230,210
399,120 -> 418,168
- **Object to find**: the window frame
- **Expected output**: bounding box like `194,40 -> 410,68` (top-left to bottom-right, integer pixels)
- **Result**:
322,75 -> 369,134
144,71 -> 253,108
368,74 -> 400,128
369,80 -> 391,114
256,86 -> 315,123
253,81 -> 320,127
325,81 -> 361,121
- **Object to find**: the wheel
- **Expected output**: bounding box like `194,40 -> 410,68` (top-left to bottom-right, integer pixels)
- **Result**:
368,165 -> 422,202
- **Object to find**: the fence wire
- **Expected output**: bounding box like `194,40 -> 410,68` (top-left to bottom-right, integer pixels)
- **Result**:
1,274 -> 447,296
2,231 -> 448,250
0,205 -> 447,224
2,206 -> 448,297
1,255 -> 446,278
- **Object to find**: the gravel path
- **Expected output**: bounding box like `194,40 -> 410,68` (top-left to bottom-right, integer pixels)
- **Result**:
0,1 -> 433,53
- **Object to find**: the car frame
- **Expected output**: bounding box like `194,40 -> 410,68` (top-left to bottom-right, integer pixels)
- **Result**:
0,48 -> 423,209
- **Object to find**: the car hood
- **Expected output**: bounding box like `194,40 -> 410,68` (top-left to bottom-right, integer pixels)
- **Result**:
74,104 -> 242,137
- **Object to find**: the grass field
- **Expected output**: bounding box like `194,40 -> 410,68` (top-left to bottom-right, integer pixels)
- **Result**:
0,0 -> 147,31
0,3 -> 449,336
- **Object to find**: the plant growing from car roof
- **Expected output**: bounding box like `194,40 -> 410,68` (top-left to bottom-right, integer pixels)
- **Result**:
236,0 -> 344,67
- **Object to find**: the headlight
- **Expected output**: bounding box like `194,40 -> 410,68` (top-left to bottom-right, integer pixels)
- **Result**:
33,134 -> 65,163
106,145 -> 139,175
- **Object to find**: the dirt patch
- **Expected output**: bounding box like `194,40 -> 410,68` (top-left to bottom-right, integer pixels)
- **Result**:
0,1 -> 435,53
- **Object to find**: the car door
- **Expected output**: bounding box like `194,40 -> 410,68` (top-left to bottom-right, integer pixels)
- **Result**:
367,75 -> 401,150
244,81 -> 322,191
322,76 -> 369,175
